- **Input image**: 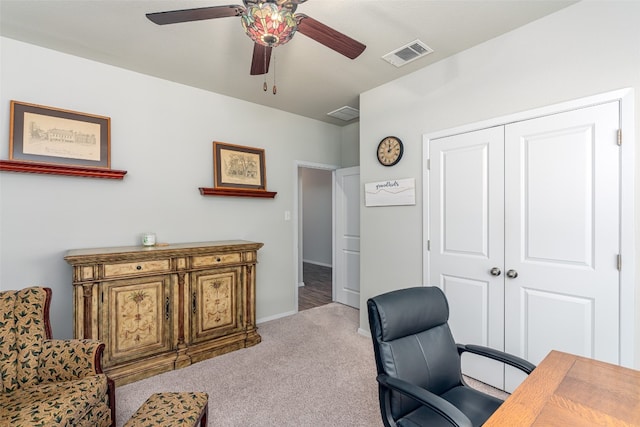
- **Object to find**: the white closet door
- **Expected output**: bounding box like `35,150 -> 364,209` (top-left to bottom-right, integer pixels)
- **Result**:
504,102 -> 621,391
428,126 -> 506,389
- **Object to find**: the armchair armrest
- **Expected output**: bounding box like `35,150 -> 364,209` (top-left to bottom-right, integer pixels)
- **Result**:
377,374 -> 472,427
38,339 -> 106,383
457,344 -> 536,374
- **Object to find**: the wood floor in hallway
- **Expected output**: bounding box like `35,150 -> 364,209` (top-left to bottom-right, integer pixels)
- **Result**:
299,262 -> 332,311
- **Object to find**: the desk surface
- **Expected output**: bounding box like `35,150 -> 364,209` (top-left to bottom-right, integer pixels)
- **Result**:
484,350 -> 640,426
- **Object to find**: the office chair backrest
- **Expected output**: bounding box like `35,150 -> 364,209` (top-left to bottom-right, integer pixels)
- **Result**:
368,286 -> 462,421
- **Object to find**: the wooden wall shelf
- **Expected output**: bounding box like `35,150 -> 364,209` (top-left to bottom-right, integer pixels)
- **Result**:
0,160 -> 127,179
199,187 -> 277,198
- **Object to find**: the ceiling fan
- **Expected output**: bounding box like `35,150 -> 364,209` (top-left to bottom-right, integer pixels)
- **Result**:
146,0 -> 366,77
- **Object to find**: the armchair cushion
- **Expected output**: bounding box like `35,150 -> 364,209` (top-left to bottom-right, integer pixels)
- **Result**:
0,373 -> 110,427
0,286 -> 49,393
38,339 -> 105,383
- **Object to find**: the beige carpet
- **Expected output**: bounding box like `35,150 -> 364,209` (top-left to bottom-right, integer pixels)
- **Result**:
116,303 -> 380,426
116,302 -> 507,426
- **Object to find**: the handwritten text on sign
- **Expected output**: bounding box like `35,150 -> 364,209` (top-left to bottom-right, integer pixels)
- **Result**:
365,178 -> 415,207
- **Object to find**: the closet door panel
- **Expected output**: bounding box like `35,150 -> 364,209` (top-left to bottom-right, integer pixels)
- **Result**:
427,98 -> 624,393
428,126 -> 505,388
504,101 -> 620,391
518,124 -> 594,265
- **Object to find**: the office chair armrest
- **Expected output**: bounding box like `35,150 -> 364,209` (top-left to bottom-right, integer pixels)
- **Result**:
377,374 -> 473,427
457,344 -> 536,374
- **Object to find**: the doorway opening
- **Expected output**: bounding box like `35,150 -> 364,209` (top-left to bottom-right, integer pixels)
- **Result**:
299,262 -> 332,311
295,162 -> 337,312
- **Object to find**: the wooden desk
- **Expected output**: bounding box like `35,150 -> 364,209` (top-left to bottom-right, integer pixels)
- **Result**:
484,350 -> 640,426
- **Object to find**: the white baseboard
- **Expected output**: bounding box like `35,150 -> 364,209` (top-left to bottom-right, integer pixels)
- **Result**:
358,327 -> 371,338
302,259 -> 333,268
257,310 -> 297,324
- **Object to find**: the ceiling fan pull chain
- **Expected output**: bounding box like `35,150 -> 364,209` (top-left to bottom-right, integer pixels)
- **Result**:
273,51 -> 277,95
263,48 -> 268,92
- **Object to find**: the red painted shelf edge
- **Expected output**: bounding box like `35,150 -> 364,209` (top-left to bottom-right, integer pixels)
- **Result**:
0,160 -> 127,179
199,187 -> 277,199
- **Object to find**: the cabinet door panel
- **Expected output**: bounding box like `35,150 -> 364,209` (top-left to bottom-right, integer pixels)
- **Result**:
102,276 -> 173,366
190,267 -> 243,343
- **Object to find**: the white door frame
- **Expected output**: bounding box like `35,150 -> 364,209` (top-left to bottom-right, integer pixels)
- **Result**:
422,88 -> 636,367
293,160 -> 339,312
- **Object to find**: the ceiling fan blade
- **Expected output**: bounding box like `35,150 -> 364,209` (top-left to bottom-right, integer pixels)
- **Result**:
295,14 -> 366,59
250,44 -> 272,75
146,5 -> 244,25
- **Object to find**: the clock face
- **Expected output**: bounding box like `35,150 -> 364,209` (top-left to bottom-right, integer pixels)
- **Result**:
377,136 -> 403,166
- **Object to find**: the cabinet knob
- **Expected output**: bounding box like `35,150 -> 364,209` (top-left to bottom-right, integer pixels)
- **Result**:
136,265 -> 142,270
490,267 -> 501,276
216,257 -> 221,262
506,269 -> 519,279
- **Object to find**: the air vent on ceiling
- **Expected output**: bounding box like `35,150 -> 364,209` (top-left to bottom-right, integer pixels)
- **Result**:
382,39 -> 433,67
327,106 -> 360,121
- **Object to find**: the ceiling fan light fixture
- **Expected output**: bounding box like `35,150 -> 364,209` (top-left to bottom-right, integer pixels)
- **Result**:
241,2 -> 297,47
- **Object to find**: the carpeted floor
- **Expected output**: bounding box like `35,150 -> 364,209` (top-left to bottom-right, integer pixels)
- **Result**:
116,303 -> 380,426
115,302 -> 507,426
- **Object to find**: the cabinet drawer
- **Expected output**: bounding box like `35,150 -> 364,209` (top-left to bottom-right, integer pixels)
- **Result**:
104,259 -> 171,278
192,252 -> 241,268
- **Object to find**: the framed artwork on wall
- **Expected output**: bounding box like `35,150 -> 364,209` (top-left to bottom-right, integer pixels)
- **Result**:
9,100 -> 111,169
213,141 -> 266,191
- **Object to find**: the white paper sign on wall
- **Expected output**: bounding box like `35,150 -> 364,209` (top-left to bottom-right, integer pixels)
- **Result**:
365,178 -> 416,207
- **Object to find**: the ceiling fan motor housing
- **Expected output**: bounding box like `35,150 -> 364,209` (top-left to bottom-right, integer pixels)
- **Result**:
243,0 -> 306,11
241,2 -> 298,47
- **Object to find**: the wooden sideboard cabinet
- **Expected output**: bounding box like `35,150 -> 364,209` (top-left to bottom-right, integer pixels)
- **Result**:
65,240 -> 263,385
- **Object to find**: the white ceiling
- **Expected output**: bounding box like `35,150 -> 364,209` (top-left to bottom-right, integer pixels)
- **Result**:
0,0 -> 576,126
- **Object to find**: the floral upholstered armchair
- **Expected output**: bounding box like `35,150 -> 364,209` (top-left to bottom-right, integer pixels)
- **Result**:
0,286 -> 115,427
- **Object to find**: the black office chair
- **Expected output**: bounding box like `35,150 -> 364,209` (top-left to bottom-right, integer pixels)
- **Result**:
367,286 -> 536,427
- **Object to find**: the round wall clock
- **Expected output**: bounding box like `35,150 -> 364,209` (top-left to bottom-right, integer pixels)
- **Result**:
377,136 -> 404,166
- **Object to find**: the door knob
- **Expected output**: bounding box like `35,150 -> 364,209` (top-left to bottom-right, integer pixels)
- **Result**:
490,267 -> 501,276
506,269 -> 518,279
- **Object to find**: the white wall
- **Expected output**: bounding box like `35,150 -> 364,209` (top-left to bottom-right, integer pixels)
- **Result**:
301,168 -> 332,267
0,37 -> 344,339
340,122 -> 359,168
359,1 -> 640,366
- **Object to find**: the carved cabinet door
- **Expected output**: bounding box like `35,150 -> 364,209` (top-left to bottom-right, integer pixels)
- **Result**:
101,275 -> 173,367
189,267 -> 244,344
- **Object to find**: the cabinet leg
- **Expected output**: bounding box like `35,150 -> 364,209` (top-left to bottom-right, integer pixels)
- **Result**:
246,329 -> 262,347
174,345 -> 192,369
